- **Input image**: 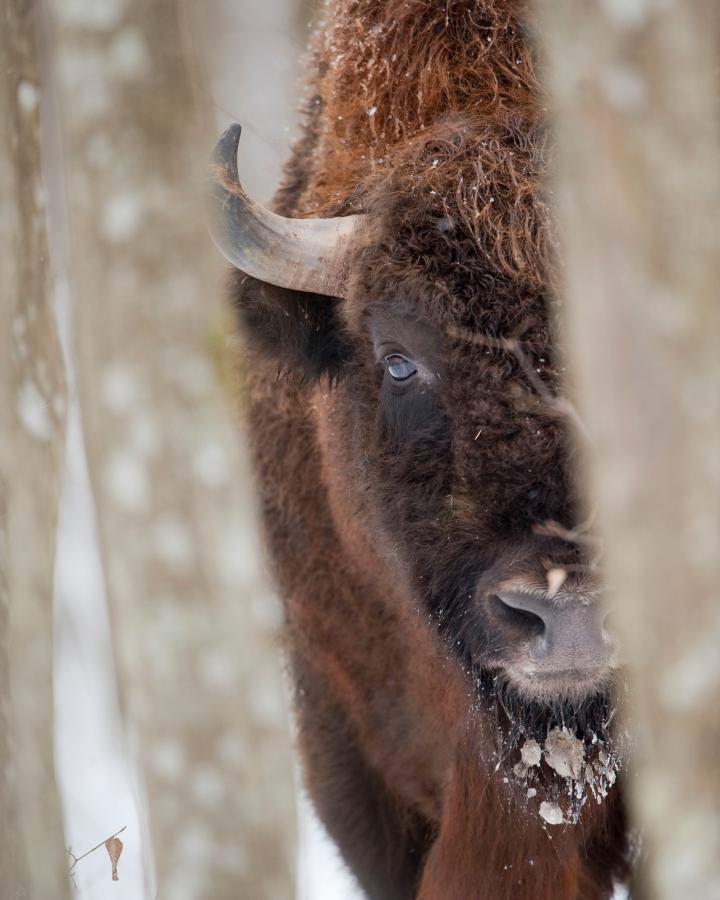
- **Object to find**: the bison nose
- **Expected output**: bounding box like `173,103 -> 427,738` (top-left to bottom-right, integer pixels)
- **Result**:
494,590 -> 614,676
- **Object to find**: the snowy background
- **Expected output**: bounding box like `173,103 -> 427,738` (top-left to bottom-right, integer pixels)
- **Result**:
53,1 -> 361,897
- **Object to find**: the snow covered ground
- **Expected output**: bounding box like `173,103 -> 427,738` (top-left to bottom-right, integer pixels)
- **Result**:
54,395 -> 148,900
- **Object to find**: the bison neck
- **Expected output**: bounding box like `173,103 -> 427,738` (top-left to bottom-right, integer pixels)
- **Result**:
417,731 -> 627,900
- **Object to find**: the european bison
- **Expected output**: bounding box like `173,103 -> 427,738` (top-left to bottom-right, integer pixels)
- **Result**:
209,1 -> 630,898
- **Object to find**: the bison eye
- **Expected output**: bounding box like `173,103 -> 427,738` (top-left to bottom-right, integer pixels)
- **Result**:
384,354 -> 417,382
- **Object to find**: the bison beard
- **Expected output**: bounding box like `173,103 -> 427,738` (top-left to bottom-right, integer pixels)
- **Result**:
219,1 -> 632,898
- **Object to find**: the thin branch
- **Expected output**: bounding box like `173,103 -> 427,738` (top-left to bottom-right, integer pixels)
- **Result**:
67,826 -> 126,874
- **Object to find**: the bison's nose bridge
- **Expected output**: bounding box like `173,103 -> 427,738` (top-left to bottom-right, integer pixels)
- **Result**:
497,589 -> 613,672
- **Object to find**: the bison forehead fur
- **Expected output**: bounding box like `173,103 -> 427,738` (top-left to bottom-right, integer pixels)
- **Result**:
229,1 -> 630,898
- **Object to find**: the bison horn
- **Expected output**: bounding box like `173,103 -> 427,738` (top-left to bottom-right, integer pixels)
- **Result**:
207,124 -> 363,298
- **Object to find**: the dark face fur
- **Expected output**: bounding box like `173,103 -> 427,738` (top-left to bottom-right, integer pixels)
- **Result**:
354,234 -> 616,717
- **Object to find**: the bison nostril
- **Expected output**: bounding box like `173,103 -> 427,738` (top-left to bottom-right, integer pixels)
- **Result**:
491,594 -> 546,638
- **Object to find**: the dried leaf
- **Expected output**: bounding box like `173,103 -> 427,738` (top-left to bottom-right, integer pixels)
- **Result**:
105,836 -> 123,881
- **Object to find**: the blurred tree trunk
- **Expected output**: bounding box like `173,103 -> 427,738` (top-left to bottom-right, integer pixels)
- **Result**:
538,2 -> 720,899
0,3 -> 71,900
48,1 -> 296,898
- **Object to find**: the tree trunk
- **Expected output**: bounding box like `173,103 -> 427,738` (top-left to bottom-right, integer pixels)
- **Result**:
0,3 -> 71,899
538,3 -> 720,898
48,1 -> 296,898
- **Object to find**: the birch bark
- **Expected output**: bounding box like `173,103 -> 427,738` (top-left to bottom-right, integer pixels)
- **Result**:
538,2 -> 720,898
48,1 -> 296,897
0,2 -> 71,899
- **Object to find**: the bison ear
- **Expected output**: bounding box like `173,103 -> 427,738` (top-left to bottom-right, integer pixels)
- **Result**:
232,272 -> 352,381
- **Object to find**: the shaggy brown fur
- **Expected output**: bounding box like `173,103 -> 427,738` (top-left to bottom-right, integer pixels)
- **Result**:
231,1 -> 630,898
283,0 -> 551,289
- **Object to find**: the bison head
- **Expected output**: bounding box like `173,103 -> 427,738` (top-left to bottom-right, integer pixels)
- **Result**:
210,123 -> 620,755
